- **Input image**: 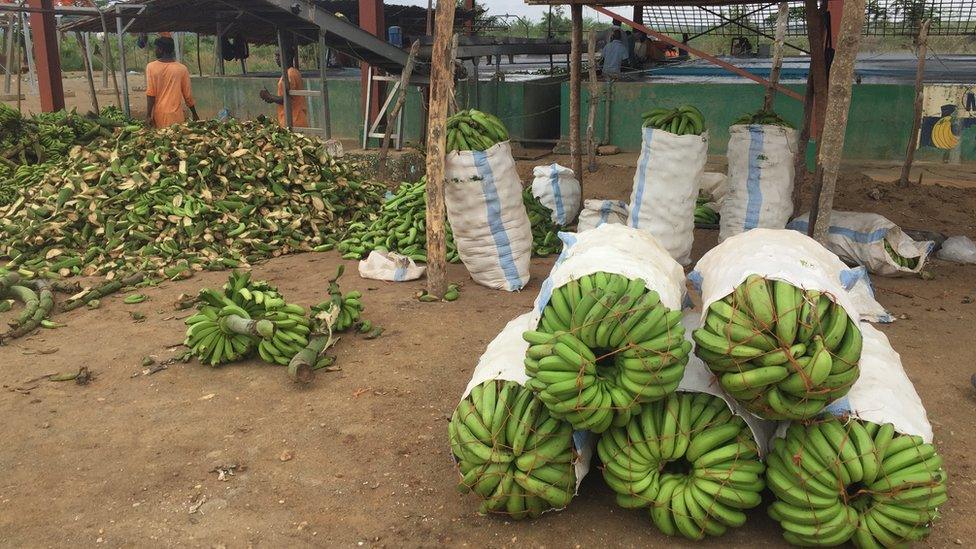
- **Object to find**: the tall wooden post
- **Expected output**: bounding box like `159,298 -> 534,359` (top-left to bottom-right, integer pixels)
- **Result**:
425,1 -> 457,299
318,31 -> 332,139
762,2 -> 789,111
569,5 -> 583,181
898,20 -> 931,187
794,0 -> 829,211
75,32 -> 99,112
586,28 -> 598,173
379,40 -> 420,178
277,30 -> 293,129
27,0 -> 65,112
808,0 -> 867,242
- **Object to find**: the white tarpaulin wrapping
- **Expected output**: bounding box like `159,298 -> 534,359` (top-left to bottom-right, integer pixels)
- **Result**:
628,127 -> 708,265
445,142 -> 533,291
576,199 -> 629,233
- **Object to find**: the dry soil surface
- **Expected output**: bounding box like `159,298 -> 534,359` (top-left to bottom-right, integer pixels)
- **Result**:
0,157 -> 974,548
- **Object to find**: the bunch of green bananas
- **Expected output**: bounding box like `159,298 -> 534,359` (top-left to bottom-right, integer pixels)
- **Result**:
335,178 -> 461,263
733,109 -> 795,128
446,109 -> 510,152
522,188 -> 561,257
641,105 -> 705,136
693,275 -> 862,419
694,196 -> 719,226
0,102 -> 21,128
256,304 -> 311,365
767,417 -> 946,547
884,240 -> 920,270
184,303 -> 273,367
598,392 -> 765,539
449,379 -> 576,518
522,272 -> 690,433
310,265 -> 363,332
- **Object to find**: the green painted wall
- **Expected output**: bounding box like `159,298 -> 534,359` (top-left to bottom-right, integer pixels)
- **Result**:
456,76 -> 564,142
559,82 -> 965,161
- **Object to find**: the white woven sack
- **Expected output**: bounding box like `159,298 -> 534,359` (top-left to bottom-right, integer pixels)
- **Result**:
720,124 -> 798,242
787,211 -> 935,277
628,127 -> 708,265
445,141 -> 532,291
576,199 -> 628,233
531,163 -> 581,226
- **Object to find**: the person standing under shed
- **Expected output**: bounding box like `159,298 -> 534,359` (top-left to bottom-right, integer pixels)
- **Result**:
259,46 -> 309,129
145,37 -> 198,127
600,29 -> 628,78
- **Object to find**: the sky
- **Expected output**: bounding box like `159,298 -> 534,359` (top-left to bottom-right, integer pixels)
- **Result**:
397,1 -> 612,22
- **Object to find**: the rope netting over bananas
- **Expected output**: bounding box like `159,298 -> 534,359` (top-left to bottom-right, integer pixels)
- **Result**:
522,272 -> 691,434
767,417 -> 947,547
598,392 -> 765,540
693,275 -> 863,420
449,380 -> 577,518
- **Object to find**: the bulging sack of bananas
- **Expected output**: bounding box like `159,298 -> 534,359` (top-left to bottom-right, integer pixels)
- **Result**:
598,313 -> 775,540
449,313 -> 592,518
576,199 -> 629,233
691,229 -> 867,420
530,164 -> 581,226
523,225 -> 687,433
787,211 -> 935,277
445,138 -> 532,291
446,109 -> 510,153
766,323 -> 945,547
720,123 -> 798,242
629,106 -> 708,266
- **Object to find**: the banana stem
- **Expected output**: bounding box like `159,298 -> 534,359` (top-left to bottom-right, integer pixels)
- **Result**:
221,314 -> 274,339
288,335 -> 332,384
60,272 -> 144,312
3,288 -> 53,342
0,271 -> 21,295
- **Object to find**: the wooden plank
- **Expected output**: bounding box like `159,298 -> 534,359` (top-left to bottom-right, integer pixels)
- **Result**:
586,28 -> 598,174
379,40 -> 420,179
898,19 -> 931,187
278,29 -> 293,129
318,31 -> 331,139
808,0 -> 867,242
593,6 -> 803,102
74,31 -> 99,113
569,5 -> 583,180
424,0 -> 457,299
793,0 -> 828,212
762,2 -> 789,111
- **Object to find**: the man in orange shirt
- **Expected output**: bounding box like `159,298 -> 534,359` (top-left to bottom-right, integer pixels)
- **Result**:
145,37 -> 198,127
259,46 -> 309,128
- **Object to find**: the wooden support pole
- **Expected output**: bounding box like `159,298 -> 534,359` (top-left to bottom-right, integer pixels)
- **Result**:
762,2 -> 789,112
114,8 -> 130,116
569,5 -> 583,180
379,40 -> 420,179
586,28 -> 598,174
75,32 -> 98,113
28,0 -> 65,112
425,0 -> 458,299
196,33 -> 202,76
3,16 -> 13,94
898,19 -> 931,188
318,31 -> 332,139
277,29 -> 293,129
808,0 -> 867,243
793,0 -> 829,213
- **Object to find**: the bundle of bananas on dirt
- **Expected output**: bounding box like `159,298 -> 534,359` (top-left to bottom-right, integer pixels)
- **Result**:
336,178 -> 462,263
598,392 -> 765,539
733,109 -> 795,128
767,416 -> 946,547
0,102 -> 21,128
884,240 -> 920,270
522,188 -> 561,257
693,275 -> 862,419
449,379 -> 576,518
694,195 -> 719,226
446,109 -> 510,152
522,272 -> 690,433
641,105 -> 705,136
185,293 -> 274,367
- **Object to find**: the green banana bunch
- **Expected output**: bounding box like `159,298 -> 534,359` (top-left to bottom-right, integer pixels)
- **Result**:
446,109 -> 510,152
184,302 -> 273,367
884,240 -> 920,270
522,188 -> 561,257
449,379 -> 577,518
693,275 -> 863,420
335,178 -> 461,263
694,195 -> 719,226
522,272 -> 689,433
641,105 -> 706,136
256,304 -> 312,366
733,109 -> 795,128
767,417 -> 947,547
311,265 -> 364,333
598,391 -> 765,539
0,103 -> 22,128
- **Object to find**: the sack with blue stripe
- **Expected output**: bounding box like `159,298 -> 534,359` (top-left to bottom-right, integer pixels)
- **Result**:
628,126 -> 708,265
719,124 -> 798,242
531,163 -> 581,226
445,142 -> 532,291
576,199 -> 628,232
787,210 -> 934,277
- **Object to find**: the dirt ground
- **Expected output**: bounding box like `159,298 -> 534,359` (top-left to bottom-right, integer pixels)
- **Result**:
2,154 -> 976,546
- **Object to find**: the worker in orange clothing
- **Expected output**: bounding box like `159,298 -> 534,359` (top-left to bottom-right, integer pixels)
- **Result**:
145,37 -> 198,127
259,46 -> 308,128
